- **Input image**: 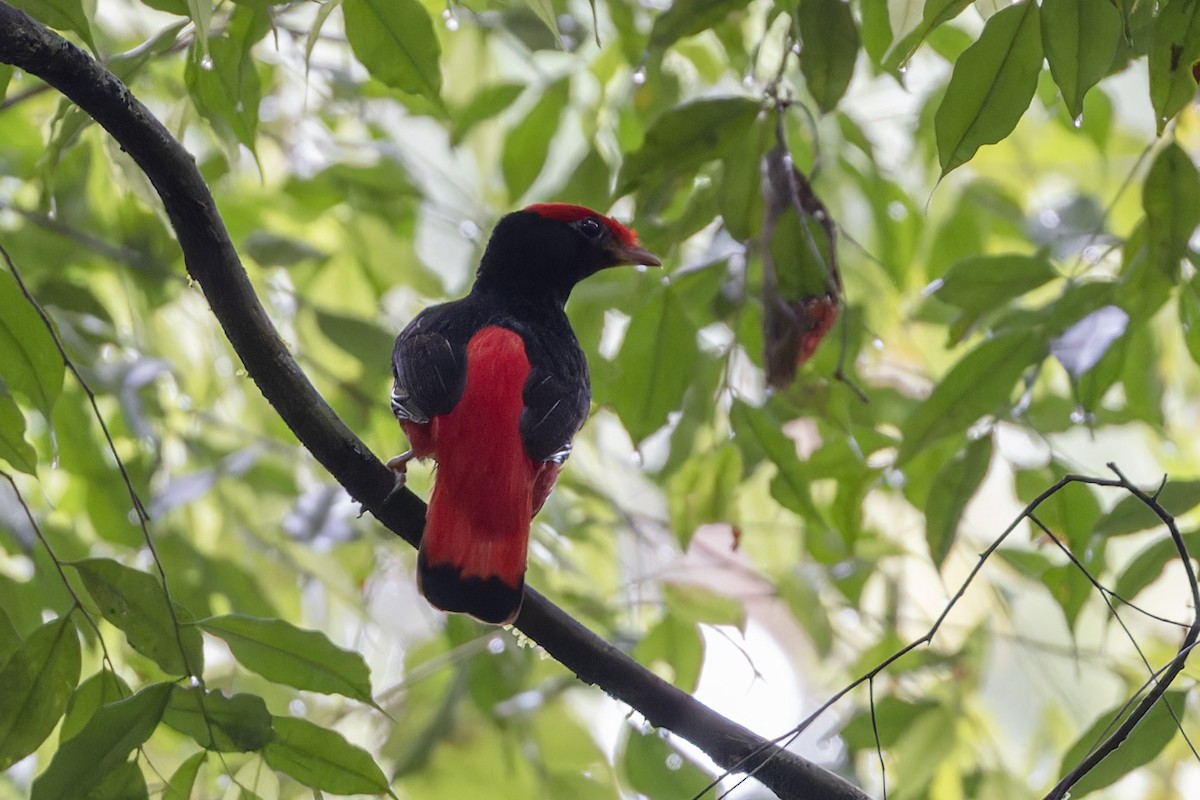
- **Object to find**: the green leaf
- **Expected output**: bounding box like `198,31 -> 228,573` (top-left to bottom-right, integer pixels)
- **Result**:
344,0 -> 442,102
1179,279 -> 1200,366
1094,479 -> 1200,539
242,230 -> 326,267
1149,0 -> 1200,134
72,558 -> 203,676
633,615 -> 704,692
648,0 -> 754,51
1040,0 -> 1122,120
777,572 -> 833,656
523,0 -> 562,45
86,760 -> 148,800
842,696 -> 940,749
618,97 -> 760,194
501,79 -> 570,201
1143,142 -> 1200,278
163,685 -> 273,752
452,83 -> 525,145
935,0 -> 1042,176
883,0 -> 971,71
1059,692 -> 1186,796
897,331 -> 1046,464
0,608 -> 20,667
60,670 -> 130,742
718,116 -> 769,240
262,716 -> 389,795
1015,467 -> 1101,554
184,8 -> 268,152
622,729 -> 710,797
30,682 -> 172,800
929,253 -> 1058,342
197,614 -> 374,703
0,386 -> 36,474
610,285 -> 701,444
0,616 -> 81,770
314,309 -> 396,368
797,0 -> 860,113
666,445 -> 742,547
1114,531 -> 1200,600
662,583 -> 744,628
164,750 -> 207,800
0,269 -> 64,415
729,400 -> 835,551
925,436 -> 992,567
7,0 -> 95,52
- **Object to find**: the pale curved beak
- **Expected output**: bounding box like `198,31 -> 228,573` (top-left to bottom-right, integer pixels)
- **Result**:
610,242 -> 662,267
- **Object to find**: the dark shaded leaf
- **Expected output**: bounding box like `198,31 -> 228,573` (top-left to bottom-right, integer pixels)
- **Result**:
0,616 -> 80,770
163,685 -> 273,752
262,716 -> 389,794
30,682 -> 172,800
935,1 -> 1042,176
72,558 -> 203,676
197,614 -> 374,703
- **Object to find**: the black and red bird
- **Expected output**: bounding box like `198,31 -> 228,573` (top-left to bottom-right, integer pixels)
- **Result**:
389,204 -> 660,624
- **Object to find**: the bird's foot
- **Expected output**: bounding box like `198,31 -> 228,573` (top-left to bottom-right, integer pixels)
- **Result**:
383,450 -> 414,504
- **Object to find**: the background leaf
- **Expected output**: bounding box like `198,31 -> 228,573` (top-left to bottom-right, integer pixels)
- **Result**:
935,1 -> 1043,175
197,615 -> 374,703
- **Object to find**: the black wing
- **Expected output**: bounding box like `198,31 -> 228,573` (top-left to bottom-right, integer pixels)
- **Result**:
391,307 -> 467,424
519,361 -> 590,464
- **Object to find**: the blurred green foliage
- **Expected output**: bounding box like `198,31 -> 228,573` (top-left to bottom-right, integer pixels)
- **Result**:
3,0 -> 1200,797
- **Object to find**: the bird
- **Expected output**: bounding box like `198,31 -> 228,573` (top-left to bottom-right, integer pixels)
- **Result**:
388,203 -> 660,624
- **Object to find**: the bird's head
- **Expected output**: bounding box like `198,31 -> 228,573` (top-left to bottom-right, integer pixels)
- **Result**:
473,203 -> 661,306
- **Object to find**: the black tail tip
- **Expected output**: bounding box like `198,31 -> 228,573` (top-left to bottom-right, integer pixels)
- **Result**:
418,554 -> 524,625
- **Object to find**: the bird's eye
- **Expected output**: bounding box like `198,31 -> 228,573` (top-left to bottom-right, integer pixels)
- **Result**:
577,217 -> 604,238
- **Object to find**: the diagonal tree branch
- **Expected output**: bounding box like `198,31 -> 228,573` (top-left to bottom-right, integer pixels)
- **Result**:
0,7 -> 868,799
